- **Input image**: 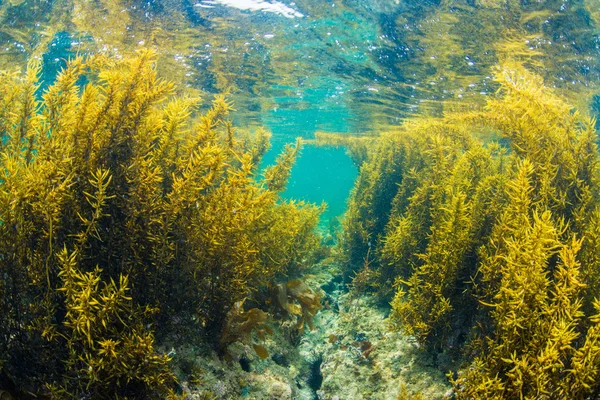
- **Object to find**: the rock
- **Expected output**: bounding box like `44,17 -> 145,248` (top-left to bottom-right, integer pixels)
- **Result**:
270,381 -> 292,399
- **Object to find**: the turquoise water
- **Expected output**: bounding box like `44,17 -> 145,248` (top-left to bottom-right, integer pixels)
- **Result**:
261,86 -> 357,226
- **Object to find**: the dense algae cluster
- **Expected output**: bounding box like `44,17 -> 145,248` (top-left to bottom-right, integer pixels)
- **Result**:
0,51 -> 322,398
319,64 -> 600,398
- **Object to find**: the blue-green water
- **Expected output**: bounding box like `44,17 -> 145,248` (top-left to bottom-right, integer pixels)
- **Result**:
3,0 -> 600,225
262,86 -> 357,225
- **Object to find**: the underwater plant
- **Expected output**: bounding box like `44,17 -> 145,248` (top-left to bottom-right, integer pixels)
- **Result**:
318,63 -> 600,397
0,50 -> 322,397
218,299 -> 273,360
273,279 -> 323,334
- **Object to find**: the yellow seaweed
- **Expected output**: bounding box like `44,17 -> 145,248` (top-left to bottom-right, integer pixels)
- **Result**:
319,63 -> 600,397
0,50 -> 321,397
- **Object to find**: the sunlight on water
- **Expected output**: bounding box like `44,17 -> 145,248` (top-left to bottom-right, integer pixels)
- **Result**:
197,0 -> 304,18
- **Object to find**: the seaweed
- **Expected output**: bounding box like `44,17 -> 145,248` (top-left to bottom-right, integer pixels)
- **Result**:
274,279 -> 323,334
218,299 -> 273,360
0,50 -> 321,397
319,63 -> 600,397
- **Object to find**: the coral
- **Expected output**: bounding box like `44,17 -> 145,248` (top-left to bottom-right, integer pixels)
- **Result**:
0,50 -> 321,397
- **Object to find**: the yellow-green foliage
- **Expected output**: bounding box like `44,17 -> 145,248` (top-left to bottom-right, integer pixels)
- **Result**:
451,170 -> 598,399
46,247 -> 176,398
320,64 -> 600,397
0,50 -> 321,397
396,384 -> 424,400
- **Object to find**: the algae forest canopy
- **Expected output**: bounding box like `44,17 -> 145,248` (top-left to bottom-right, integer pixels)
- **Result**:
4,0 -> 600,399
